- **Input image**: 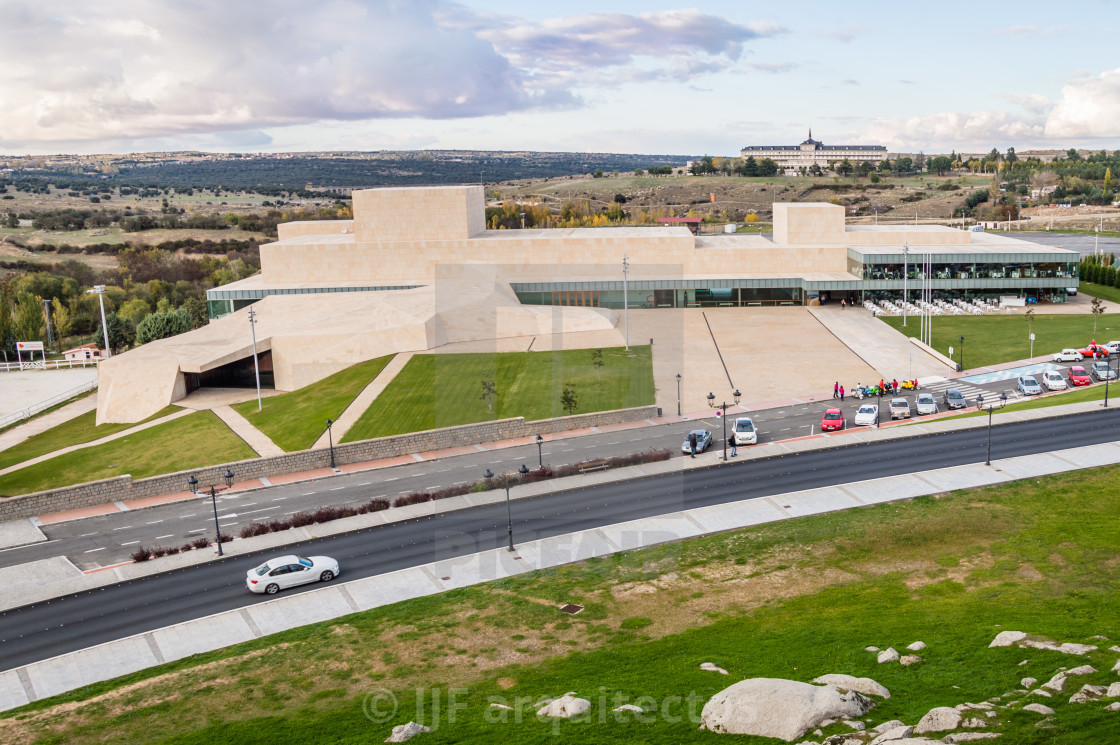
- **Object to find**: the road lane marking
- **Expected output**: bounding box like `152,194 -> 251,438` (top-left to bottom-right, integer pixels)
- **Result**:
83,547 -> 105,553
80,532 -> 97,537
121,541 -> 139,546
188,529 -> 206,533
146,520 -> 162,525
178,513 -> 196,518
155,534 -> 173,540
330,487 -> 344,491
358,482 -> 371,486
112,526 -> 133,531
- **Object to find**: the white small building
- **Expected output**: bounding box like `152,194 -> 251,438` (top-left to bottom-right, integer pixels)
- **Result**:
62,343 -> 103,361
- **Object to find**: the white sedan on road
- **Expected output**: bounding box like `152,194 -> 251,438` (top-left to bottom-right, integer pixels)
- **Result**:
1053,348 -> 1084,362
854,404 -> 878,427
246,555 -> 340,594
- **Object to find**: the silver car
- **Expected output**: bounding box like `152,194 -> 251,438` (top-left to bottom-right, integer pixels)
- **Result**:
943,388 -> 967,409
915,393 -> 938,415
1017,375 -> 1042,395
1091,361 -> 1117,381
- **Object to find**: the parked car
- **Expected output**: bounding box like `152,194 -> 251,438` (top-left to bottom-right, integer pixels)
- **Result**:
1105,341 -> 1120,354
943,388 -> 967,409
1078,344 -> 1110,359
1091,361 -> 1117,381
681,429 -> 713,454
854,404 -> 878,426
731,417 -> 757,446
1017,375 -> 1043,395
821,408 -> 844,432
1068,366 -> 1092,386
1053,348 -> 1084,362
889,398 -> 911,419
246,555 -> 339,595
1067,286 -> 1078,296
915,392 -> 938,415
1042,370 -> 1068,391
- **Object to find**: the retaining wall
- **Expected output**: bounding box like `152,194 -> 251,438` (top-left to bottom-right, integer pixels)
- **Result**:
0,405 -> 659,522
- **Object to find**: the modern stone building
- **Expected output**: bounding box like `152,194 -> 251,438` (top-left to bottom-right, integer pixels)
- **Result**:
95,185 -> 1077,424
740,130 -> 887,174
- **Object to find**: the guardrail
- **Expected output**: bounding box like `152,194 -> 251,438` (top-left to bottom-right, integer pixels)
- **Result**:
0,378 -> 98,429
0,358 -> 101,373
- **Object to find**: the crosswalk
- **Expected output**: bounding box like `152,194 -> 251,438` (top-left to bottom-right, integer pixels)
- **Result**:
962,363 -> 1061,385
920,377 -> 997,403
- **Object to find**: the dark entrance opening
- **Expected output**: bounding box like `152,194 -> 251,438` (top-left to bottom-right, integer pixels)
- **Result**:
186,350 -> 274,392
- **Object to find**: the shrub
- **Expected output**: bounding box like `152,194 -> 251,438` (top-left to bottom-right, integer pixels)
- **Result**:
218,533 -> 233,544
152,546 -> 170,557
191,537 -> 211,549
131,547 -> 152,562
368,498 -> 389,512
180,543 -> 194,553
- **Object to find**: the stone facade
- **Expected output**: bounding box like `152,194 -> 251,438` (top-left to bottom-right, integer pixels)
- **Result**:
0,405 -> 659,523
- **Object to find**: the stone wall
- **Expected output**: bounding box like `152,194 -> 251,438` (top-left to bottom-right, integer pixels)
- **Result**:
0,405 -> 659,522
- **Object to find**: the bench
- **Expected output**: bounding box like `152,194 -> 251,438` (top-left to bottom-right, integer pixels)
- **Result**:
578,459 -> 611,474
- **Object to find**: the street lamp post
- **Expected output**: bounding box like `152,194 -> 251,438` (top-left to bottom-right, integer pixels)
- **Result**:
1105,352 -> 1116,408
188,469 -> 235,556
535,434 -> 544,468
676,373 -> 682,416
86,285 -> 111,358
622,254 -> 630,352
707,389 -> 742,461
876,387 -> 882,428
976,393 -> 1008,466
325,418 -> 336,468
959,335 -> 965,372
484,464 -> 530,552
248,306 -> 263,411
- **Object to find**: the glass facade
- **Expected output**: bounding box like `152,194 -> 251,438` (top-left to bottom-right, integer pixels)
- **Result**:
205,284 -> 421,319
512,280 -> 804,308
846,252 -> 1078,283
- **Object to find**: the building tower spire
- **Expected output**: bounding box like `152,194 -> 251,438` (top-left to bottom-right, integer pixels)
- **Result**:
808,127 -> 812,140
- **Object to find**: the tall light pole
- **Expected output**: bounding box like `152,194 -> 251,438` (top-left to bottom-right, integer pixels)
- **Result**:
325,418 -> 336,468
188,469 -> 235,556
676,373 -> 683,416
484,464 -> 530,552
959,335 -> 965,372
535,434 -> 544,468
248,306 -> 262,411
707,389 -> 742,461
622,254 -> 630,351
87,285 -> 111,358
902,241 -> 909,326
976,393 -> 1007,466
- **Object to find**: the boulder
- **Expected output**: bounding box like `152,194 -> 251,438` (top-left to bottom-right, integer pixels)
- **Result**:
900,655 -> 923,666
942,735 -> 1002,743
843,720 -> 865,731
1020,678 -> 1037,689
907,641 -> 927,651
1070,684 -> 1107,704
537,694 -> 590,718
960,718 -> 987,728
866,646 -> 881,652
913,707 -> 962,734
1030,689 -> 1052,697
812,674 -> 891,699
701,662 -> 729,675
1022,703 -> 1054,715
489,703 -> 512,710
1066,664 -> 1097,676
988,631 -> 1027,648
700,678 -> 875,741
613,704 -> 643,713
1113,658 -> 1120,672
1021,639 -> 1097,655
384,722 -> 429,743
878,648 -> 900,664
869,725 -> 914,744
821,736 -> 862,745
872,720 -> 907,732
1109,646 -> 1120,653
1105,702 -> 1120,712
1106,682 -> 1120,698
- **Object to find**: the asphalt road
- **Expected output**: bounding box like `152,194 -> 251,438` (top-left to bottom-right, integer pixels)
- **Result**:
3,374 -> 1027,570
3,407 -> 1119,671
1010,231 -> 1120,258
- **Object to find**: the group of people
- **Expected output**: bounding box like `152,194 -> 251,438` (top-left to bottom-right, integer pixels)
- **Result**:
832,381 -> 847,401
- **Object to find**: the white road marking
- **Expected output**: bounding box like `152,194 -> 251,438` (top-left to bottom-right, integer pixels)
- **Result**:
188,528 -> 206,533
302,491 -> 315,495
146,520 -> 162,525
179,513 -> 196,518
240,506 -> 281,515
80,532 -> 97,537
121,541 -> 139,546
112,526 -> 133,531
83,547 -> 105,553
330,487 -> 344,491
155,534 -> 173,540
358,482 -> 371,486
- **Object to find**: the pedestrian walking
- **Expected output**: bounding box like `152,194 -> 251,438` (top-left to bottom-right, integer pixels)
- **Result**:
833,381 -> 839,399
689,431 -> 697,458
892,379 -> 899,394
839,385 -> 845,401
729,433 -> 738,457
841,299 -> 846,310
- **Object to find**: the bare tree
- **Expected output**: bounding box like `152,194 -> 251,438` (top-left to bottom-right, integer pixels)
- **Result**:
479,376 -> 496,413
1092,297 -> 1105,333
560,382 -> 578,416
591,349 -> 603,383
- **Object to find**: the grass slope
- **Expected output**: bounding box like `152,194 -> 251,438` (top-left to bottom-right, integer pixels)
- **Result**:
231,355 -> 394,452
342,347 -> 654,442
0,404 -> 179,472
1080,281 -> 1120,305
10,463 -> 1120,744
0,410 -> 256,496
883,312 -> 1120,368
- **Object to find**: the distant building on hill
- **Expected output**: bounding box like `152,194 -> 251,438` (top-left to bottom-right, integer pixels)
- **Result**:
740,130 -> 887,175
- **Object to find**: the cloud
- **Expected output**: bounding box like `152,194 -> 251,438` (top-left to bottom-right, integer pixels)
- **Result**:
863,111 -> 1045,150
998,92 -> 1053,115
816,25 -> 869,43
0,2 -> 784,149
747,62 -> 798,74
1044,68 -> 1120,138
841,78 -> 859,86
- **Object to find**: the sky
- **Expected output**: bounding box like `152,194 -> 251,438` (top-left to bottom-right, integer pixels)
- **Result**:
2,0 -> 1119,156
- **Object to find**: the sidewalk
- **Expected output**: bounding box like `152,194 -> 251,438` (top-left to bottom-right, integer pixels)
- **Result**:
3,414 -> 1119,712
311,352 -> 413,449
0,394 -> 97,454
211,405 -> 285,457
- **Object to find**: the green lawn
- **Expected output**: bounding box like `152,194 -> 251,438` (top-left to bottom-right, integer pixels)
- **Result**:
12,460 -> 1120,744
882,312 -> 1120,369
342,347 -> 654,442
1080,281 -> 1120,305
0,404 -> 179,472
0,410 -> 256,497
232,355 -> 394,452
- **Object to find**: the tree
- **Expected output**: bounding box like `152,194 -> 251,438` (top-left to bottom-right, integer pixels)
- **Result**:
560,382 -> 578,416
857,161 -> 873,177
12,292 -> 44,342
135,309 -> 191,345
836,159 -> 854,176
1025,307 -> 1035,352
1092,296 -> 1104,333
51,298 -> 71,347
757,158 -> 779,176
1105,167 -> 1113,195
591,349 -> 603,383
180,296 -> 209,329
479,376 -> 496,413
5,212 -> 16,228
928,156 -> 952,176
117,298 -> 151,325
100,312 -> 132,351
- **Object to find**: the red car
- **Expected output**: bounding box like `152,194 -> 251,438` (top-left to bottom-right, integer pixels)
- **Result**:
1068,366 -> 1092,386
1078,344 -> 1110,359
821,408 -> 844,432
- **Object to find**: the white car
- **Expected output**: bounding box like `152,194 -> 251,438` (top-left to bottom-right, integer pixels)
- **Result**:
1042,370 -> 1068,391
731,417 -> 757,446
915,393 -> 938,416
1053,348 -> 1084,362
1017,375 -> 1043,395
854,404 -> 878,426
246,555 -> 340,594
1105,341 -> 1120,354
